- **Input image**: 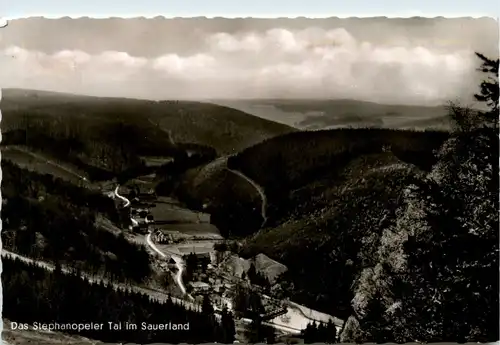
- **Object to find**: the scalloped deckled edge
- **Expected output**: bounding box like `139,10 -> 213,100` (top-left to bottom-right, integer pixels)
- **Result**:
3,15 -> 499,19
0,15 -> 498,345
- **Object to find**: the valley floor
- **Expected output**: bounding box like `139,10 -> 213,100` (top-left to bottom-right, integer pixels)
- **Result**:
4,176 -> 342,344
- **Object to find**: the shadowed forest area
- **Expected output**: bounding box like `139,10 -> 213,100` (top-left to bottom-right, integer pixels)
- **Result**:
2,257 -> 238,344
1,159 -> 152,283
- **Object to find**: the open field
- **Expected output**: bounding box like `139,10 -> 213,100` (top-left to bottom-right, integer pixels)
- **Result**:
156,242 -> 216,256
154,223 -> 221,236
268,301 -> 343,334
140,156 -> 174,167
150,197 -> 211,224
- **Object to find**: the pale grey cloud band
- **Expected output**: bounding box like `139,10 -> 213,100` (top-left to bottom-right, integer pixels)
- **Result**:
1,18 -> 498,104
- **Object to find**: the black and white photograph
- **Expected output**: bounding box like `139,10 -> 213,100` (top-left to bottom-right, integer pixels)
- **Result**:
0,13 -> 498,345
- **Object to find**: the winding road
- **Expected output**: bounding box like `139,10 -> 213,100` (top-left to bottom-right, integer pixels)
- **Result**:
111,181 -> 330,334
113,185 -> 188,297
114,185 -> 131,208
226,168 -> 268,228
191,155 -> 268,228
146,233 -> 187,295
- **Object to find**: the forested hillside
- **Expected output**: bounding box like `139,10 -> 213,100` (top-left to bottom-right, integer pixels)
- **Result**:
1,89 -> 295,180
3,257 -> 237,344
340,53 -> 499,343
228,128 -> 448,227
1,160 -> 151,283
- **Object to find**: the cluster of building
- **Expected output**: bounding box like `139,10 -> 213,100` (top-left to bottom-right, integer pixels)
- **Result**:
127,187 -> 156,233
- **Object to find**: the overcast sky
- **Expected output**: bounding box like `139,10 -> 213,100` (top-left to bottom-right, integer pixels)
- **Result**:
3,0 -> 499,18
0,17 -> 498,105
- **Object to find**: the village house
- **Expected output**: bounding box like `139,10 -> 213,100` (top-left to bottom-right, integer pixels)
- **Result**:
167,257 -> 177,270
132,222 -> 150,234
189,281 -> 211,294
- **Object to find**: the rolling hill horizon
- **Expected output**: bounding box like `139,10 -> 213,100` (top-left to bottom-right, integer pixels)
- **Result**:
210,98 -> 461,130
1,88 -> 296,153
0,88 -> 460,132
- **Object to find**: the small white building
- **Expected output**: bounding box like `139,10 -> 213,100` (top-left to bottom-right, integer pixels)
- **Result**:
189,281 -> 211,294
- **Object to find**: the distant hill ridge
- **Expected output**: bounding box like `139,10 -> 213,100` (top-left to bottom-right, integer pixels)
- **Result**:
1,88 -> 295,155
211,98 -> 457,130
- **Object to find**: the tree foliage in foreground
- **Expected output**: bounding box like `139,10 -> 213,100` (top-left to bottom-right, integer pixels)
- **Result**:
342,53 -> 499,343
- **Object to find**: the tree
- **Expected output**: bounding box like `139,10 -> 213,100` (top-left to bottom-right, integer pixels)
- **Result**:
184,252 -> 198,282
303,322 -> 318,343
474,53 -> 499,129
248,291 -> 265,317
326,320 -> 337,343
202,295 -> 214,315
247,263 -> 258,284
246,314 -> 266,344
264,324 -> 277,344
221,308 -> 236,344
200,256 -> 210,273
344,52 -> 499,343
233,282 -> 250,314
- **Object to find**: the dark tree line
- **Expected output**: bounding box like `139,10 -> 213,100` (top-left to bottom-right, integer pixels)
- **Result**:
302,321 -> 338,343
233,282 -> 265,318
2,256 -> 238,344
197,295 -> 237,343
231,283 -> 277,344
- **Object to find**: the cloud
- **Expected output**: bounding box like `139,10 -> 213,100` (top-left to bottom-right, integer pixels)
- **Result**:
0,27 -> 478,104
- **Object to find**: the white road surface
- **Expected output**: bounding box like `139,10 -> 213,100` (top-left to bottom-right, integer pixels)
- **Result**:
226,168 -> 268,227
146,233 -> 187,295
114,185 -> 131,208
113,184 -> 187,296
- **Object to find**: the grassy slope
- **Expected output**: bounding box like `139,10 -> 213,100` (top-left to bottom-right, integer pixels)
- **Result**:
1,89 -> 296,156
1,146 -> 92,187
